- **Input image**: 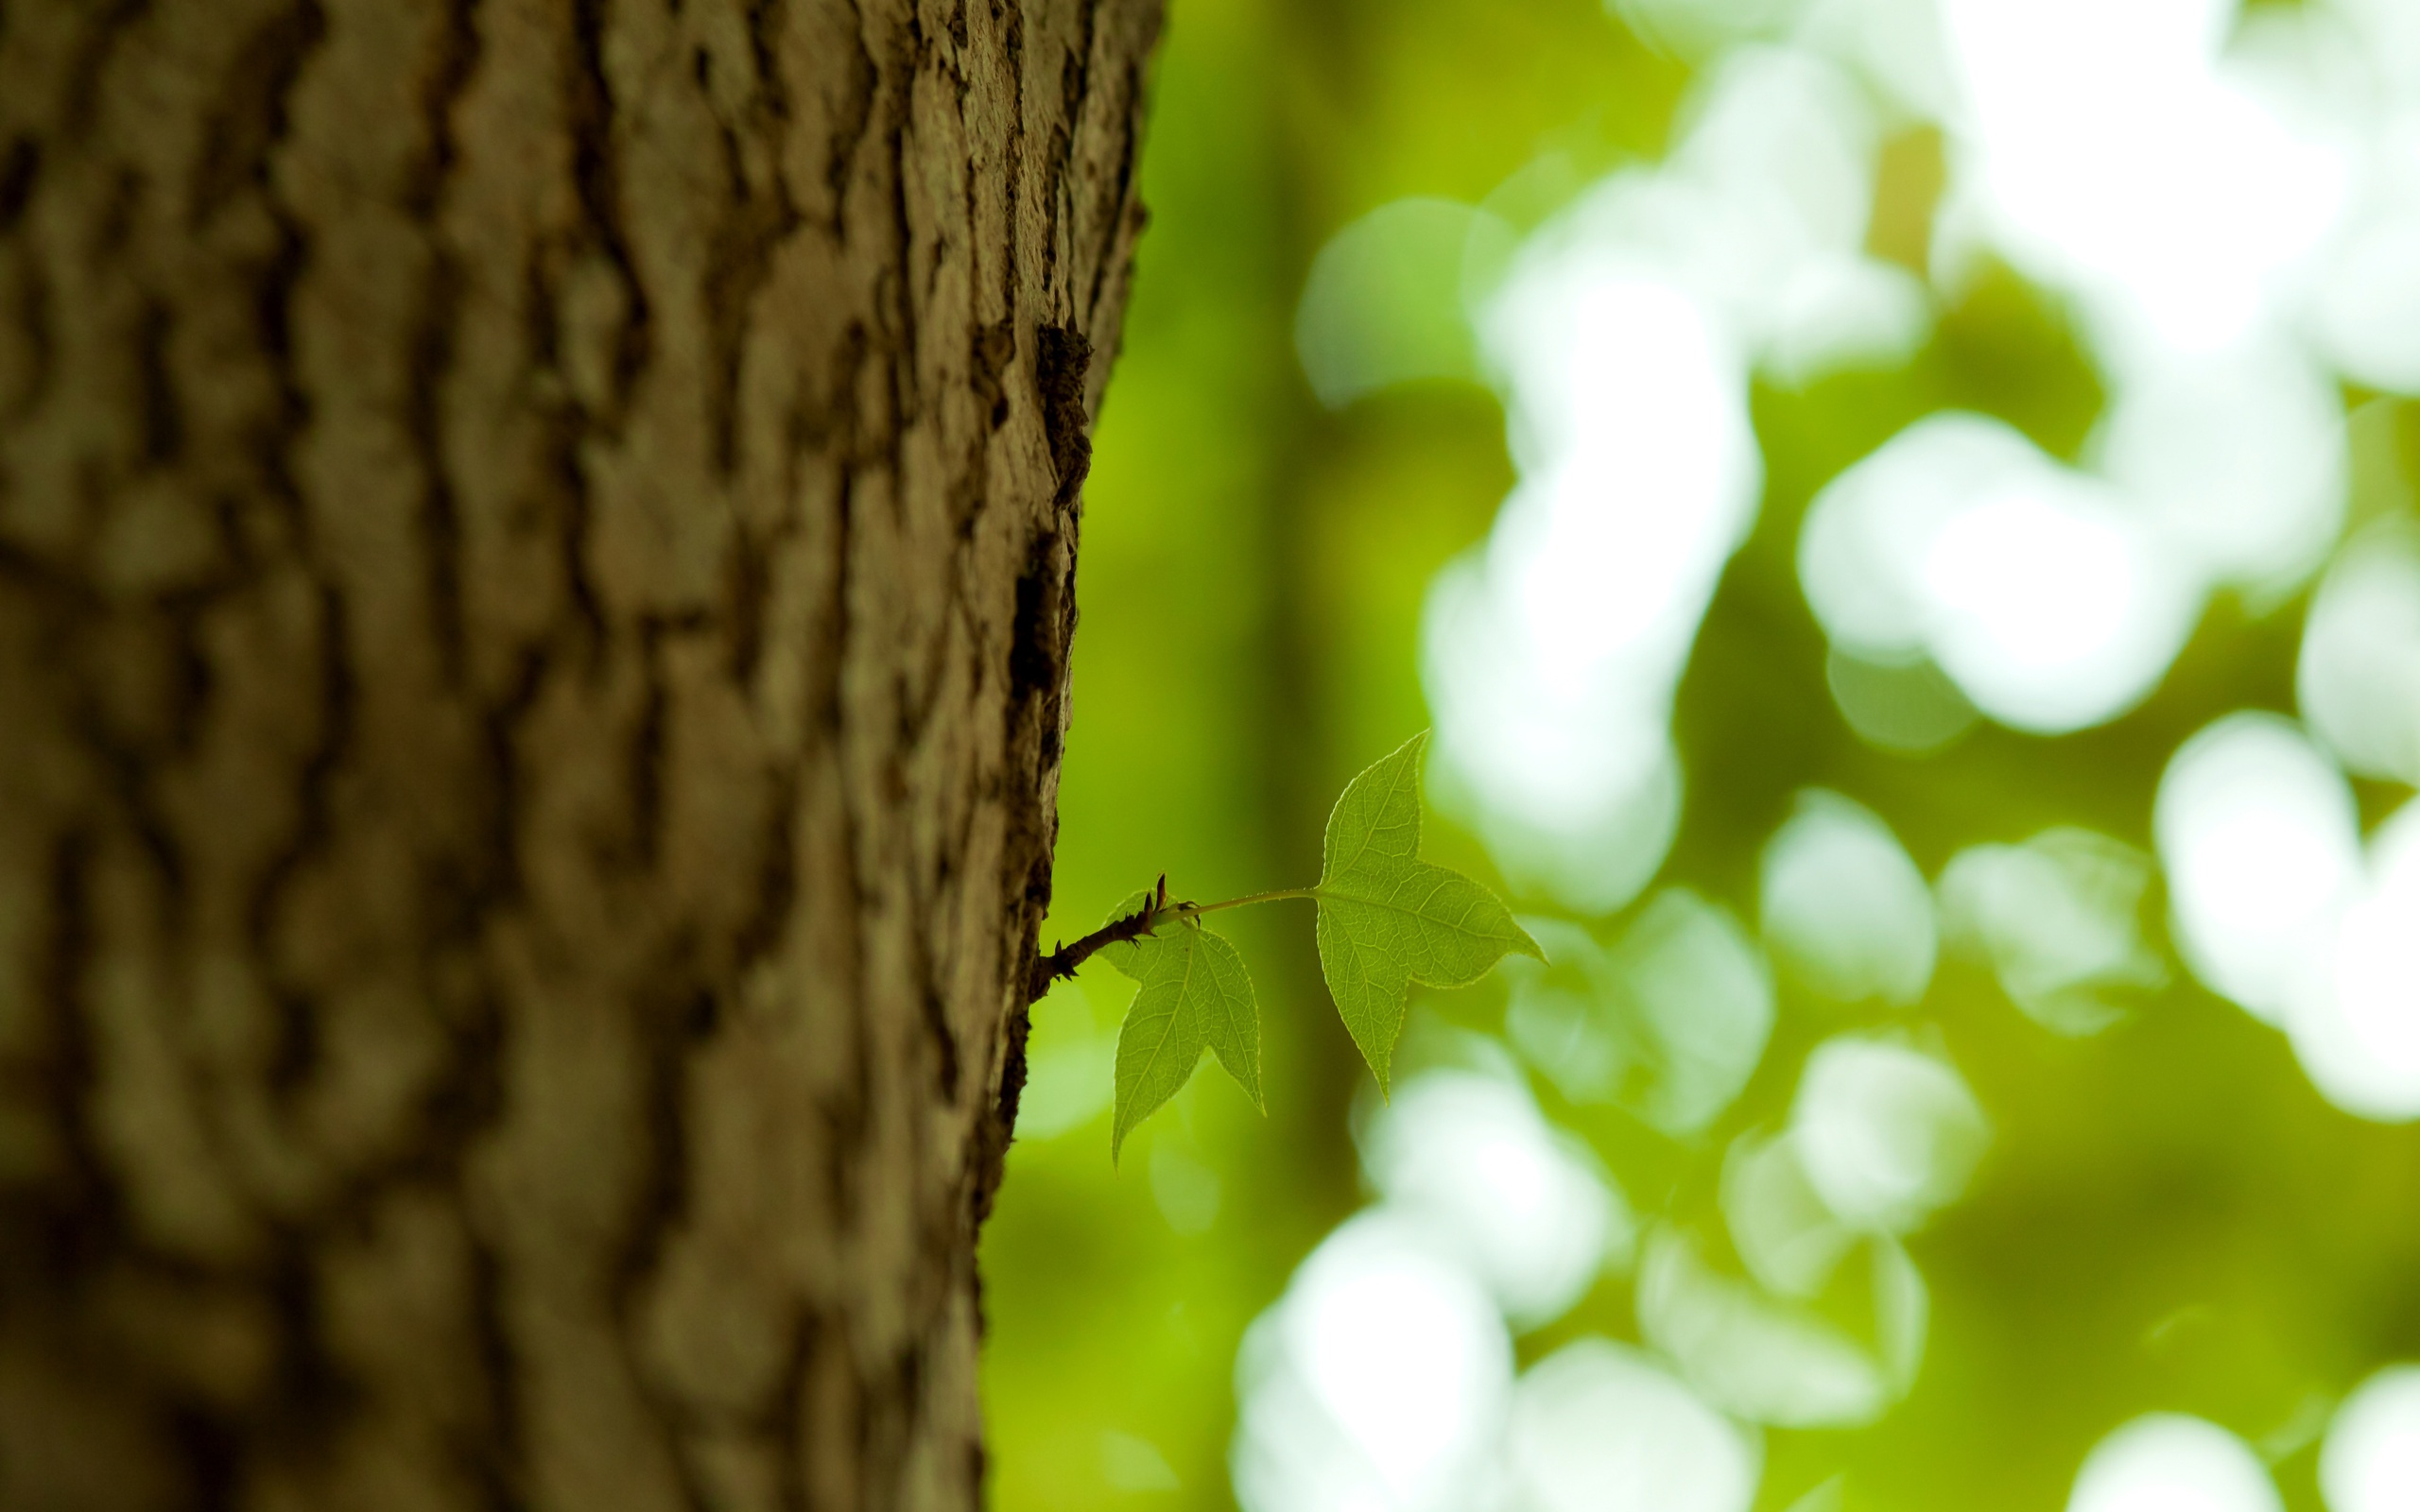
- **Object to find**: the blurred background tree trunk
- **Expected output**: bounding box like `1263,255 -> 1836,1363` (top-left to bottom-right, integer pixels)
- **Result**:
0,0 -> 1154,1504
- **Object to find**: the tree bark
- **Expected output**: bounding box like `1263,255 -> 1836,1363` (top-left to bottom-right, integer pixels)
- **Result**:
0,0 -> 1155,1505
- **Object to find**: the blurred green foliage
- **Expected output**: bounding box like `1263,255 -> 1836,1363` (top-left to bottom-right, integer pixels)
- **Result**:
977,2 -> 2420,1508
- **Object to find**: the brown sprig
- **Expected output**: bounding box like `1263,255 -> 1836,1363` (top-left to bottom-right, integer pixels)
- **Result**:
1027,873 -> 1167,1003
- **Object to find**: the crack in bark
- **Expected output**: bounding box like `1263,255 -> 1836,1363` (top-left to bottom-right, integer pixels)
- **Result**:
769,1310 -> 812,1512
251,579 -> 354,1102
733,763 -> 800,970
132,298 -> 182,467
405,0 -> 480,693
461,1219 -> 527,1511
876,14 -> 923,449
30,828 -> 114,1278
823,12 -> 877,233
3,247 -> 54,424
745,0 -> 794,126
1083,52 -> 1149,332
627,619 -> 672,868
409,247 -> 470,686
614,968 -> 717,1512
60,0 -> 156,141
1001,4 -> 1027,319
525,245 -> 610,669
703,114 -> 802,479
190,3 -> 328,232
565,0 -> 651,426
0,137 -> 42,232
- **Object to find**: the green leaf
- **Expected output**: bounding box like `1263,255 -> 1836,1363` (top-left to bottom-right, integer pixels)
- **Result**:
1102,891 -> 1262,1161
1313,732 -> 1543,1093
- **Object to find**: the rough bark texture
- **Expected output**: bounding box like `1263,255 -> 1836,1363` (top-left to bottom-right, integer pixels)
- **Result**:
0,0 -> 1155,1505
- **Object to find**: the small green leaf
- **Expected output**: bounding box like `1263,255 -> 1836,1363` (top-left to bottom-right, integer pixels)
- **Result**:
1313,732 -> 1543,1093
1103,891 -> 1262,1161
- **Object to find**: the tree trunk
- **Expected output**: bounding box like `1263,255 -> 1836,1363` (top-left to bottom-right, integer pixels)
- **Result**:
0,0 -> 1155,1505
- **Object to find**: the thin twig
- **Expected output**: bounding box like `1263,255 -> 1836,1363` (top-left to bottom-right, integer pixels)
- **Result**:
1025,879 -> 1321,1003
1029,873 -> 1168,1002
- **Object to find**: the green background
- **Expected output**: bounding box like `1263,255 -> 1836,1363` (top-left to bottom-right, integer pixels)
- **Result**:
978,2 -> 2420,1507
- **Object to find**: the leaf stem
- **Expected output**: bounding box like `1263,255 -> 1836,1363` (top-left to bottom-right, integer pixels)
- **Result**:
1173,887 -> 1318,917
1026,886 -> 1318,1003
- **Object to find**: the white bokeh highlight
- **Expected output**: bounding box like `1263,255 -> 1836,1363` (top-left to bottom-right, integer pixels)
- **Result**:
1939,0 -> 2345,358
1505,892 -> 1775,1137
1940,827 -> 2168,1036
1425,269 -> 1753,909
1506,1339 -> 1761,1512
2066,1415 -> 2283,1512
1359,1070 -> 1632,1328
2321,1365 -> 2420,1512
1790,1035 -> 1988,1234
2315,212 -> 2420,394
1800,411 -> 2202,734
1232,1212 -> 1513,1512
1235,1065 -> 1643,1511
2095,343 -> 2347,604
1759,791 -> 1937,1005
2157,712 -> 2420,1121
1919,469 -> 2199,731
2155,713 -> 2362,1027
1723,1129 -> 1857,1300
1419,43 -> 1934,910
2285,800 -> 2420,1122
1793,0 -> 2396,740
1636,1228 -> 1927,1430
1800,412 -> 2037,662
2300,522 -> 2420,788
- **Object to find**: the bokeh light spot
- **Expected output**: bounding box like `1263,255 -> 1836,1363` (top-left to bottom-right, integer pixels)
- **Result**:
1635,1228 -> 1915,1429
1507,1338 -> 1761,1512
2155,713 -> 2361,1026
2066,1415 -> 2282,1512
2286,801 -> 2420,1123
1506,891 -> 1775,1136
1233,1212 -> 1513,1512
1791,1036 -> 1988,1234
2321,1365 -> 2420,1512
1359,1069 -> 1632,1327
2299,522 -> 2420,787
1759,790 -> 1937,1006
1940,827 -> 2168,1036
1296,198 -> 1506,408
